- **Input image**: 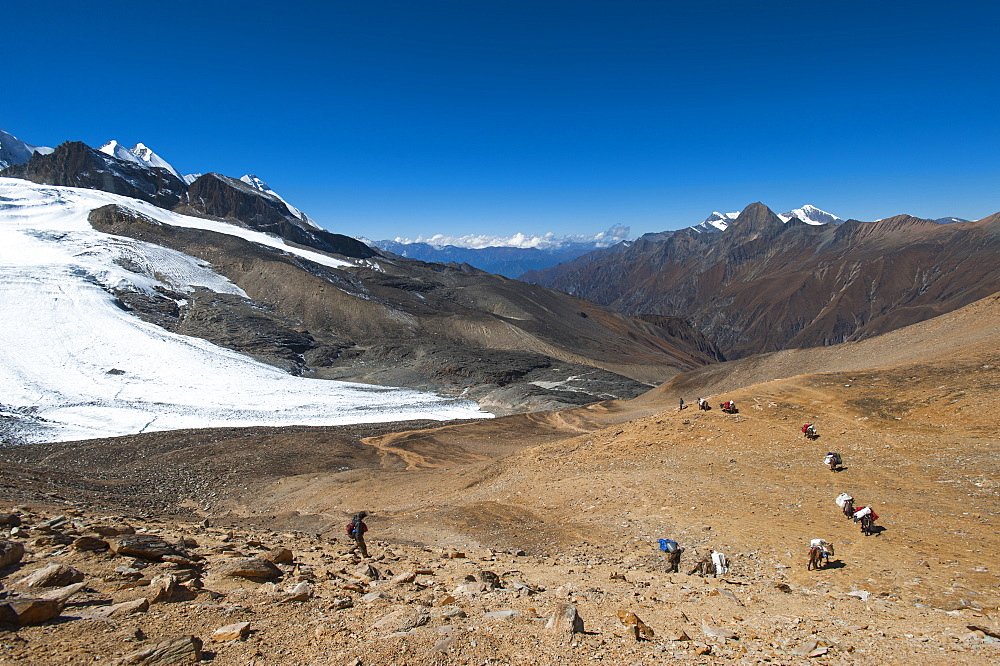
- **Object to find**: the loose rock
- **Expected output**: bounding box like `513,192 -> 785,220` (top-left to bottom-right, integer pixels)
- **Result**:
546,602 -> 584,634
116,635 -> 203,665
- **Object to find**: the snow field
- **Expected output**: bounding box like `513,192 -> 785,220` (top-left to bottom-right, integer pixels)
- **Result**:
0,178 -> 489,443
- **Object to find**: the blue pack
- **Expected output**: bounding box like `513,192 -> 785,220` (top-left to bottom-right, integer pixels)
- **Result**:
658,538 -> 679,553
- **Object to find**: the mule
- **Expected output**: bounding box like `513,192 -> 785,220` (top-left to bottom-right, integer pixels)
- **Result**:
807,542 -> 834,569
842,497 -> 854,518
688,553 -> 716,576
860,514 -> 875,536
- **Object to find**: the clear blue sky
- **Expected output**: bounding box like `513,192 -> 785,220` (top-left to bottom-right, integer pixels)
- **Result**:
5,1 -> 999,239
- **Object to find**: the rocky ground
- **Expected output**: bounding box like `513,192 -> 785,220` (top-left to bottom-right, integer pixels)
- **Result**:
2,296 -> 999,664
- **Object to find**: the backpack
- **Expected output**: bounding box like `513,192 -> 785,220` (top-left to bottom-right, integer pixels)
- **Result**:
346,522 -> 356,536
658,538 -> 679,553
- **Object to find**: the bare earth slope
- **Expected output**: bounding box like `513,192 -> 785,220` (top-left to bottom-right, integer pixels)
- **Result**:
1,295 -> 999,663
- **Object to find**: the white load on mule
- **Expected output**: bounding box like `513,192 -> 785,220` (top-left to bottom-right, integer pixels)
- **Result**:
835,493 -> 853,509
711,550 -> 729,575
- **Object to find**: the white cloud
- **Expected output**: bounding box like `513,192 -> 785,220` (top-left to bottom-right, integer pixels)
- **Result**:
388,225 -> 630,251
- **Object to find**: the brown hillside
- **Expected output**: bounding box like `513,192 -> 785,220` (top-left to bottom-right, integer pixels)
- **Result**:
3,295 -> 999,662
525,204 -> 1000,360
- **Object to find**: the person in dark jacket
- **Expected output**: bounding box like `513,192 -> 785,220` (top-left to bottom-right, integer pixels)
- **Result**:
348,511 -> 369,558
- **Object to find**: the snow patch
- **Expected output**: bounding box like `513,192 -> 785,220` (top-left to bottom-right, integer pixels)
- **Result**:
0,178 -> 489,443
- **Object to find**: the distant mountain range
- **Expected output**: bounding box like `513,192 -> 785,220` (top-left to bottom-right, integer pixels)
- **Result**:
366,208 -> 844,276
523,202 -> 1000,359
367,238 -> 619,278
1,128 -> 719,441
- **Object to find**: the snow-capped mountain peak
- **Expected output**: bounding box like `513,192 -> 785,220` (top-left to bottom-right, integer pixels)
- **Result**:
98,139 -> 143,165
778,204 -> 841,225
0,129 -> 53,169
130,142 -> 182,180
691,211 -> 740,233
239,174 -> 321,230
98,140 -> 183,181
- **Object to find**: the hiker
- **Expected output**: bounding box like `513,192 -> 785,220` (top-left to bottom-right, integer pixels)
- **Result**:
679,397 -> 685,410
659,538 -> 684,572
346,511 -> 369,558
824,451 -> 842,472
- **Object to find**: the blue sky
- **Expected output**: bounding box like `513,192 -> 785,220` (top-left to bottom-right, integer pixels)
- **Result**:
5,1 -> 999,240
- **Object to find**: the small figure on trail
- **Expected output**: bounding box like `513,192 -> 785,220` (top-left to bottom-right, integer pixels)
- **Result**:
720,400 -> 738,414
346,511 -> 370,558
835,493 -> 854,518
698,398 -> 710,411
807,538 -> 834,570
824,451 -> 842,472
802,423 -> 818,439
852,505 -> 879,536
679,397 -> 685,410
658,538 -> 684,573
688,550 -> 728,576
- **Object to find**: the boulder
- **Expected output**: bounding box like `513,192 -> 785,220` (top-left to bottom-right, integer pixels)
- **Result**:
0,598 -> 63,627
352,563 -> 381,580
455,581 -> 490,595
17,563 -> 84,588
91,523 -> 135,537
791,640 -> 829,657
701,621 -> 738,640
0,514 -> 22,527
35,582 -> 86,603
35,515 -> 68,532
263,547 -> 293,564
616,610 -> 654,640
212,621 -> 251,642
389,571 -> 417,585
214,558 -> 282,580
117,635 -> 203,665
431,605 -> 467,620
475,570 -> 501,588
89,598 -> 150,618
145,574 -> 178,604
546,602 -> 584,634
372,606 -> 429,634
277,581 -> 312,603
73,536 -> 111,551
111,535 -> 182,561
0,540 -> 25,568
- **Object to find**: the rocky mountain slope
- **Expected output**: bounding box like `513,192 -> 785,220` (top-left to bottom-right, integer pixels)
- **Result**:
524,202 -> 1000,359
2,292 -> 998,664
1,140 -> 720,421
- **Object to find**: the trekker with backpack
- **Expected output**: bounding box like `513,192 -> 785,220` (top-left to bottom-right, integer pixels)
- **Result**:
346,511 -> 370,558
659,538 -> 684,572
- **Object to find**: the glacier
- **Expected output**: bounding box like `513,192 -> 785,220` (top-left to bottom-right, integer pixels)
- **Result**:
0,178 -> 489,444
